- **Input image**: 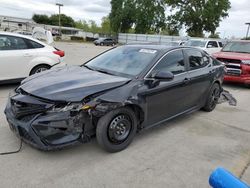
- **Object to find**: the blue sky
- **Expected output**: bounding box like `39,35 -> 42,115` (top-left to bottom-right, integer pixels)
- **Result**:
0,0 -> 249,38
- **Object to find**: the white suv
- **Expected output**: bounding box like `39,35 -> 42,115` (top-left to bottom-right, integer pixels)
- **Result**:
184,39 -> 223,54
0,32 -> 65,83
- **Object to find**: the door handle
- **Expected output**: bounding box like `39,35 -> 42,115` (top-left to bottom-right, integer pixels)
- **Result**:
183,78 -> 191,85
209,69 -> 216,74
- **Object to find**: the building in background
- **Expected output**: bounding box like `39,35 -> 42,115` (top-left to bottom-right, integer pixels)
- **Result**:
0,15 -> 35,32
0,15 -> 98,40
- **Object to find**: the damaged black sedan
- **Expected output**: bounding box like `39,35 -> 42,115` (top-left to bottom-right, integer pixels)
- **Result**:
5,45 -> 225,152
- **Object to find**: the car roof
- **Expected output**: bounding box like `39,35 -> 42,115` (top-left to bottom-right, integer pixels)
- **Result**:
0,31 -> 48,46
124,44 -> 194,53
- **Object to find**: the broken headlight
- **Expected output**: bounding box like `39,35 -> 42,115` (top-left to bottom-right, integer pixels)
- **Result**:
48,103 -> 83,113
47,102 -> 98,113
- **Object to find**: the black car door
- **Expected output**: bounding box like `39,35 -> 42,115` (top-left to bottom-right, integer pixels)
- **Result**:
183,49 -> 213,107
139,49 -> 195,127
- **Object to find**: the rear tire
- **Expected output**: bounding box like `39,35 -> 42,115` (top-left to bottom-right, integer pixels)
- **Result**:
203,83 -> 221,112
30,65 -> 50,75
96,107 -> 137,153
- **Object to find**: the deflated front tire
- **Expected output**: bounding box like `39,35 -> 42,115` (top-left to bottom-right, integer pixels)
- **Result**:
96,107 -> 138,152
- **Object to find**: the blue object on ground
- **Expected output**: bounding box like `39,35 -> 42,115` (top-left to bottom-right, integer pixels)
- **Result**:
209,167 -> 249,188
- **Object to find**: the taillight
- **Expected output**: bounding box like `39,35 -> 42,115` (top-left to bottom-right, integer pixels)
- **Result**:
53,50 -> 65,57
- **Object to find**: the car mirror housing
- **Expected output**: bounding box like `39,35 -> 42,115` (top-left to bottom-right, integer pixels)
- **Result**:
151,71 -> 174,81
207,44 -> 213,48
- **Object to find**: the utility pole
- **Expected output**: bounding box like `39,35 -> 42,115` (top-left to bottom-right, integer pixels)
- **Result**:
56,3 -> 63,36
246,23 -> 250,39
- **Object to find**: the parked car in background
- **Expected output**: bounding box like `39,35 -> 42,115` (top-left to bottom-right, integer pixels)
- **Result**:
0,32 -> 65,83
5,45 -> 225,152
184,39 -> 223,54
213,40 -> 250,87
94,38 -> 117,46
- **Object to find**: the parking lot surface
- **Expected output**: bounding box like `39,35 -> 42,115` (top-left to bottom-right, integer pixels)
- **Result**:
0,42 -> 250,188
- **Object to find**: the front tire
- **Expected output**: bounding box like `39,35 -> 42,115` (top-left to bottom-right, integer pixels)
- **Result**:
203,83 -> 221,112
96,107 -> 137,152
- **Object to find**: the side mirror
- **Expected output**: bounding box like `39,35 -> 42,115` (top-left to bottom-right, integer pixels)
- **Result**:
151,71 -> 174,81
207,44 -> 213,48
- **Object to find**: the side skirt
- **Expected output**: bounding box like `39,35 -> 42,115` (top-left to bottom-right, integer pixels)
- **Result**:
141,105 -> 201,131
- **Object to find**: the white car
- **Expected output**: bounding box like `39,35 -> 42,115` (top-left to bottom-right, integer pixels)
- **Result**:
0,32 -> 65,83
184,39 -> 223,54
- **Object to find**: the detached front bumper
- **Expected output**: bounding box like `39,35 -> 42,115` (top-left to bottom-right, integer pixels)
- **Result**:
4,96 -> 94,151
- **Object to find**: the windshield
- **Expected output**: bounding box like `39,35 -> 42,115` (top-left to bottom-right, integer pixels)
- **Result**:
84,46 -> 158,77
222,42 -> 250,53
185,40 -> 206,47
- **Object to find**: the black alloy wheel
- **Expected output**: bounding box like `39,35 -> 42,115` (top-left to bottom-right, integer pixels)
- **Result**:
203,83 -> 221,112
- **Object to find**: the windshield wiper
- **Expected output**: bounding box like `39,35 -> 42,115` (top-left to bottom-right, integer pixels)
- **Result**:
83,64 -> 115,75
82,64 -> 95,71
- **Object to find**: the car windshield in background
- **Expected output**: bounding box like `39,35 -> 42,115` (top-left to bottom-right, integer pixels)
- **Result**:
85,46 -> 158,77
185,40 -> 206,47
222,42 -> 250,53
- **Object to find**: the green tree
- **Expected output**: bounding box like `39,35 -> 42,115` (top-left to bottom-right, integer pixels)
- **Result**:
134,0 -> 166,34
50,14 -> 75,27
32,14 -> 50,24
88,20 -> 101,33
32,14 -> 75,27
165,0 -> 231,37
110,0 -> 166,34
109,0 -> 135,33
101,16 -> 112,34
75,20 -> 90,32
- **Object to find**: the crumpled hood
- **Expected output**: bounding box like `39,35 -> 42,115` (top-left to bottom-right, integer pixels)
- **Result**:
19,66 -> 130,102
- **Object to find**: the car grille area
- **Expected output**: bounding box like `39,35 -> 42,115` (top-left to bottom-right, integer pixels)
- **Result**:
10,92 -> 53,120
217,58 -> 242,76
18,127 -> 36,144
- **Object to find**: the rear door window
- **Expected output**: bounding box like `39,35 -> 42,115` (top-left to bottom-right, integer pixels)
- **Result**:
185,49 -> 209,70
152,49 -> 186,75
26,39 -> 44,49
0,35 -> 28,50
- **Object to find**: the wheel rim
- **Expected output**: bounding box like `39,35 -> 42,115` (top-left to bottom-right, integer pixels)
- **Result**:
108,114 -> 132,144
209,87 -> 220,109
35,67 -> 48,74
